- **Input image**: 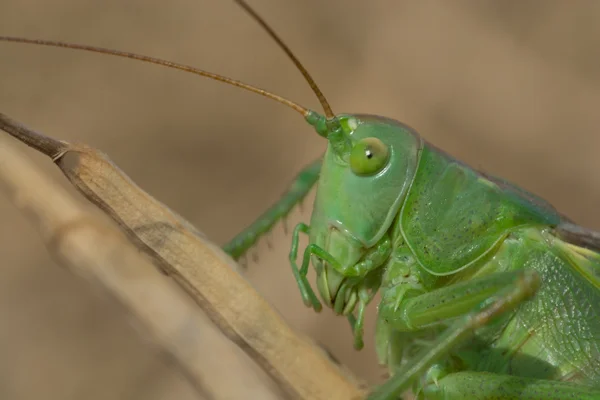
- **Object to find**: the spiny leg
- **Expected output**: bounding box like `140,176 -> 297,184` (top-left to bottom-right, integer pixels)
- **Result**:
223,158 -> 321,259
368,270 -> 541,400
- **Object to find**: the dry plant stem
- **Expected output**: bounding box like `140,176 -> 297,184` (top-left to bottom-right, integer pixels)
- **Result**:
555,222 -> 600,253
0,113 -> 366,400
0,134 -> 286,400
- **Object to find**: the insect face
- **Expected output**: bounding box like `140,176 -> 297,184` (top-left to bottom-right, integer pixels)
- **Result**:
306,115 -> 423,315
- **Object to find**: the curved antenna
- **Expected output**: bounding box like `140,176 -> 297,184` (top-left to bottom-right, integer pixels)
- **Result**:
235,0 -> 335,119
0,36 -> 309,117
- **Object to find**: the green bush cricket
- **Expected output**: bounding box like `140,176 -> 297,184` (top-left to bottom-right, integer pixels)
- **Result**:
2,1 -> 600,399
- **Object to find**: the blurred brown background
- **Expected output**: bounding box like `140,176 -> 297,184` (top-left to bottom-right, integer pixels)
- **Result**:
1,0 -> 600,399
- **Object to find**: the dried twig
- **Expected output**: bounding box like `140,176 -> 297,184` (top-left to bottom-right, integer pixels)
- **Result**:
0,112 -> 366,400
554,222 -> 600,253
0,132 -> 282,399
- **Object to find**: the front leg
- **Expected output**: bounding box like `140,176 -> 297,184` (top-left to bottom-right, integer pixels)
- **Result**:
289,225 -> 390,346
223,158 -> 321,259
288,222 -> 327,311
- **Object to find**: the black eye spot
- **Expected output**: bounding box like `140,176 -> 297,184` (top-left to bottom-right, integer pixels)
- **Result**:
366,149 -> 373,159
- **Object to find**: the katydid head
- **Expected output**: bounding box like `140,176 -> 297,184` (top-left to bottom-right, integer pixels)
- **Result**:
306,114 -> 422,312
1,0 -> 421,346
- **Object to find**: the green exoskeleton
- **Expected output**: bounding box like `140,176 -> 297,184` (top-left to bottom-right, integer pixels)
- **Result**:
2,1 -> 599,399
288,112 -> 600,399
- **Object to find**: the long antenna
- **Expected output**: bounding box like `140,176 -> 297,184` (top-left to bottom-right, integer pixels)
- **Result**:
234,0 -> 335,120
0,36 -> 309,117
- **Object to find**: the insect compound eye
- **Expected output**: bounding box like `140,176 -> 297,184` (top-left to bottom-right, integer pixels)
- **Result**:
349,137 -> 390,176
